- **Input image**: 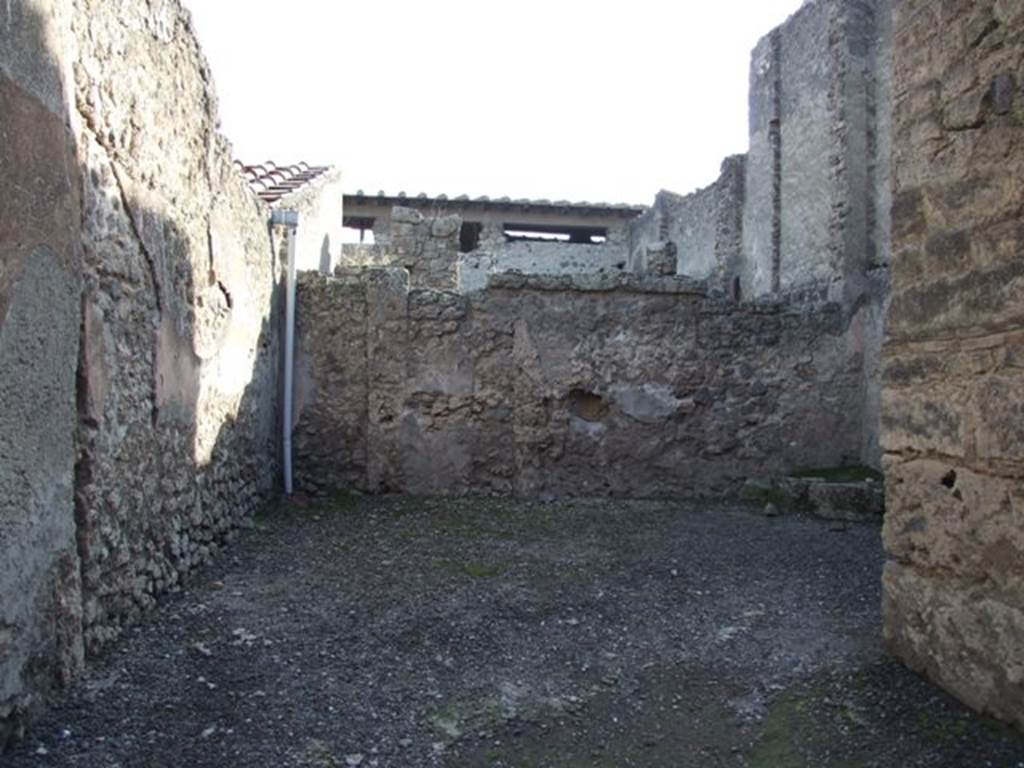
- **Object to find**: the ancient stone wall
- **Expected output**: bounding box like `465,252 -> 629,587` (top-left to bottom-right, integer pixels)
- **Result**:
354,199 -> 636,252
0,0 -> 84,739
340,244 -> 394,269
740,0 -> 889,302
1,0 -> 281,733
71,0 -> 281,653
342,206 -> 633,294
628,156 -> 746,291
882,0 -> 1024,729
637,0 -> 892,469
293,271 -> 371,495
778,0 -> 834,292
356,206 -> 462,290
295,268 -> 866,499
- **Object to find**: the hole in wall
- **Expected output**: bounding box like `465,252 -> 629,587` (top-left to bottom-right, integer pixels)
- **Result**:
941,469 -> 957,489
568,389 -> 608,423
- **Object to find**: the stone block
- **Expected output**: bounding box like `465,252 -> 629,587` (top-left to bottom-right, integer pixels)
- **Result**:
973,371 -> 1024,462
880,381 -> 966,457
645,243 -> 678,277
391,206 -> 425,225
883,459 -> 1024,595
609,383 -> 683,424
739,478 -> 775,504
890,187 -> 928,244
431,215 -> 460,239
883,562 -> 1024,729
806,481 -> 884,522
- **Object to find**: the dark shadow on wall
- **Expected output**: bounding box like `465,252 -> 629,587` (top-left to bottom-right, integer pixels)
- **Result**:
1,1 -> 84,750
0,3 -> 283,750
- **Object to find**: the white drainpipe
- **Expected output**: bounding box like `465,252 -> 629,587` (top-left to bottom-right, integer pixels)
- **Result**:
272,209 -> 300,495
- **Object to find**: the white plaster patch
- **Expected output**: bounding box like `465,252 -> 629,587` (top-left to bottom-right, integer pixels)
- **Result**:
570,416 -> 606,438
610,383 -> 682,424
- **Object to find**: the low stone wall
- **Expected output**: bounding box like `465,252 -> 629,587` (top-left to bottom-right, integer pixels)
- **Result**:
295,269 -> 865,498
882,0 -> 1024,729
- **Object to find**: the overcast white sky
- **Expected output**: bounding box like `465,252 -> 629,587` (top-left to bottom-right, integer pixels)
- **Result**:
185,0 -> 804,206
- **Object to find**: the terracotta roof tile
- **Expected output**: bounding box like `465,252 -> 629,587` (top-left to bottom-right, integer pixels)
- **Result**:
240,160 -> 332,204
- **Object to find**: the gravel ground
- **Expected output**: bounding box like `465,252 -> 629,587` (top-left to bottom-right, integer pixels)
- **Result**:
8,496 -> 1024,767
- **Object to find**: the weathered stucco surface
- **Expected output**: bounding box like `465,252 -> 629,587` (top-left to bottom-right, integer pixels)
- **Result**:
1,0 -> 280,737
860,0 -> 893,471
0,0 -> 84,741
295,260 -> 865,499
882,0 -> 1024,729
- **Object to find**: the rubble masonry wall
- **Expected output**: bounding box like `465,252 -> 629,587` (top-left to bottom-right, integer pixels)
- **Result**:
72,0 -> 281,655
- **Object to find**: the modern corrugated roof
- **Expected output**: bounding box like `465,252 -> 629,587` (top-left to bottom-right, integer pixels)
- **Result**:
344,190 -> 646,216
236,161 -> 332,204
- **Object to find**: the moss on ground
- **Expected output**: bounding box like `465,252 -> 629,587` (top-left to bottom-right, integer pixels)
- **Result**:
461,561 -> 504,578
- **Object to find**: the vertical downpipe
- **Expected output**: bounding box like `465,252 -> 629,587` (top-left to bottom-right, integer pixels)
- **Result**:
273,209 -> 300,495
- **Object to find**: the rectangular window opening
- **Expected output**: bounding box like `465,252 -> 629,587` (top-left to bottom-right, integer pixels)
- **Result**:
503,222 -> 608,245
342,216 -> 376,244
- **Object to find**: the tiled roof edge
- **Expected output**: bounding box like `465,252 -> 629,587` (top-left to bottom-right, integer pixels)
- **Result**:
237,160 -> 336,205
344,190 -> 647,214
